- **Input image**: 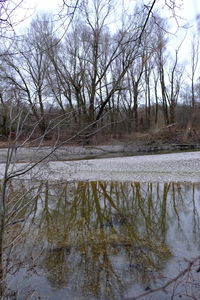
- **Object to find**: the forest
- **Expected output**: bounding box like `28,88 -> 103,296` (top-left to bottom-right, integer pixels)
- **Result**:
0,0 -> 199,145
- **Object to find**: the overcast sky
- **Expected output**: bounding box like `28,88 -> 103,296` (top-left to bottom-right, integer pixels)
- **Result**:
17,0 -> 200,39
25,0 -> 200,21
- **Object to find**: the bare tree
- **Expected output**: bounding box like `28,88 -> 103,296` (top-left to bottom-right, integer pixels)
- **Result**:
184,34 -> 200,140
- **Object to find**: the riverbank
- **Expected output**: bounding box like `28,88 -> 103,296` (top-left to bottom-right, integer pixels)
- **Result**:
0,143 -> 200,163
0,151 -> 200,183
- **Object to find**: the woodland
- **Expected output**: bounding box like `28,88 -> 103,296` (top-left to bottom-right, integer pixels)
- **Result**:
0,0 -> 199,146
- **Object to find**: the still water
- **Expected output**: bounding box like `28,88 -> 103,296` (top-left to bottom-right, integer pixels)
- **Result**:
2,181 -> 200,299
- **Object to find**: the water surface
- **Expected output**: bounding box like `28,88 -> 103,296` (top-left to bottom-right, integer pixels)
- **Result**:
3,181 -> 200,299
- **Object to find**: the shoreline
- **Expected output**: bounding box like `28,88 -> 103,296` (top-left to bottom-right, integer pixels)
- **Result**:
0,151 -> 200,183
0,143 -> 200,163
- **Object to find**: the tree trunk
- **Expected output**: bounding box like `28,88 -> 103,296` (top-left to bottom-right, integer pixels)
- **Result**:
154,80 -> 159,125
133,84 -> 139,131
169,103 -> 175,124
0,180 -> 6,297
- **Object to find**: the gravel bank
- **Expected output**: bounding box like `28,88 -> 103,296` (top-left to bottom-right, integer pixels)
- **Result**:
0,145 -> 125,163
0,151 -> 200,182
0,143 -> 199,163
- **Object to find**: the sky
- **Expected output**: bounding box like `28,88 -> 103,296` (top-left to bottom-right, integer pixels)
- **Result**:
184,0 -> 200,20
31,0 -> 61,13
21,0 -> 200,20
183,0 -> 200,31
15,0 -> 200,56
19,0 -> 200,31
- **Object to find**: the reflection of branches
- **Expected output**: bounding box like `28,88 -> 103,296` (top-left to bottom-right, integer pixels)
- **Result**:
3,180 -> 200,299
38,181 -> 172,295
191,184 -> 200,242
127,255 -> 200,300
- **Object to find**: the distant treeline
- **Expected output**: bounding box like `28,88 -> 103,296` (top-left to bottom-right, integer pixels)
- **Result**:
0,1 -> 199,142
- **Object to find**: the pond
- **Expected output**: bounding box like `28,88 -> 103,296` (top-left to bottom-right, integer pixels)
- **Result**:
2,181 -> 200,299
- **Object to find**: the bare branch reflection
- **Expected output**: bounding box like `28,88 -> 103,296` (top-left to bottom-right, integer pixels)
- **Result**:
1,180 -> 200,299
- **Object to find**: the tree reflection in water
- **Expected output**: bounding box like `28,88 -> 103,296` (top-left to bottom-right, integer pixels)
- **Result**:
2,181 -> 200,299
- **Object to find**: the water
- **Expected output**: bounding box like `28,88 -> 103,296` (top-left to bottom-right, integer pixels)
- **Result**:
2,181 -> 200,299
